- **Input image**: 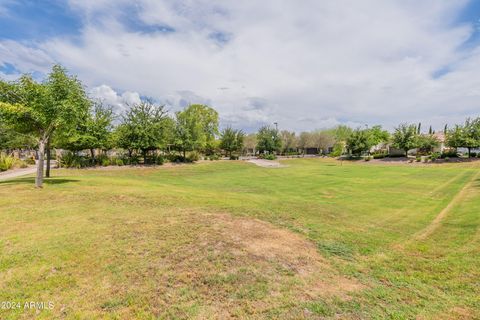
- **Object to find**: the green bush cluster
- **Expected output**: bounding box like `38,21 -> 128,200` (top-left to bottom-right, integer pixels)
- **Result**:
0,154 -> 16,171
441,150 -> 458,158
207,154 -> 220,161
258,153 -> 277,160
372,152 -> 387,159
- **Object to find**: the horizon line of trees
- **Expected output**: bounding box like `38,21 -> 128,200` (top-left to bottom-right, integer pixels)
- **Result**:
1,65 -> 480,187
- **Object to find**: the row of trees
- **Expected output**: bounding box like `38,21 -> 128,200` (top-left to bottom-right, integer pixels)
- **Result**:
2,65 -> 480,187
0,66 -> 230,187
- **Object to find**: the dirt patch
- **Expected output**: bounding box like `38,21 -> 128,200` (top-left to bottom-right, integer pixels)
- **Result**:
207,213 -> 363,298
247,159 -> 287,168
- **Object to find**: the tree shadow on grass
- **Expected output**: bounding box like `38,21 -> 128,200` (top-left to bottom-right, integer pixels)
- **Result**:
0,177 -> 79,186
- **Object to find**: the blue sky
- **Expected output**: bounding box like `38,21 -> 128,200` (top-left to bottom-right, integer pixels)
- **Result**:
1,1 -> 480,131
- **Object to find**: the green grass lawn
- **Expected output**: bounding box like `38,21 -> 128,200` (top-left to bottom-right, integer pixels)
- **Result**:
1,158 -> 479,319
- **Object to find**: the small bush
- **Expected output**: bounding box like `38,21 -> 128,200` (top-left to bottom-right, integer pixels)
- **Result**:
263,153 -> 277,160
0,154 -> 16,171
441,151 -> 458,158
364,155 -> 373,161
208,154 -> 220,161
153,155 -> 164,165
229,155 -> 239,160
187,151 -> 200,162
257,153 -> 277,160
25,157 -> 36,165
373,153 -> 387,159
58,152 -> 88,168
431,152 -> 440,161
470,152 -> 477,158
168,154 -> 186,163
101,158 -> 110,166
115,158 -> 124,166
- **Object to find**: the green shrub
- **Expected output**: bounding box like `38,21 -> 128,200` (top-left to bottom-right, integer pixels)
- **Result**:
115,158 -> 124,166
229,155 -> 239,160
153,155 -> 164,165
373,153 -> 386,159
208,154 -> 220,161
441,150 -> 458,158
168,154 -> 186,163
364,155 -> 373,161
25,157 -> 36,165
470,152 -> 477,158
264,153 -> 277,160
96,154 -> 109,166
187,151 -> 200,162
101,158 -> 110,166
58,152 -> 88,168
431,152 -> 440,161
0,154 -> 16,171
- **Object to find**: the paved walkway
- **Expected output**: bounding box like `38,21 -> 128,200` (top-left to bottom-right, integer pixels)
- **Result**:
247,159 -> 286,168
0,166 -> 37,181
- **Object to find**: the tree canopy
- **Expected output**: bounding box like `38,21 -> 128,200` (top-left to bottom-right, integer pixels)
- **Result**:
0,65 -> 90,187
392,123 -> 418,156
256,126 -> 282,154
219,127 -> 245,157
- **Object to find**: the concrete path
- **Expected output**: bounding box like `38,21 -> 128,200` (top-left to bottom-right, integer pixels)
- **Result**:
247,159 -> 286,168
0,166 -> 37,181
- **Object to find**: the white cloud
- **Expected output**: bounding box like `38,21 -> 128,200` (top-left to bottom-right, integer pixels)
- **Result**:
89,85 -> 141,113
2,0 -> 480,132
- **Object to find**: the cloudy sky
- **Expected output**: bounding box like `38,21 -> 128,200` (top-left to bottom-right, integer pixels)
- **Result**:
1,1 -> 480,132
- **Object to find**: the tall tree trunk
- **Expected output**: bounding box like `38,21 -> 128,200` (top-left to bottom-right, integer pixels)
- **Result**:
46,138 -> 51,178
468,147 -> 471,158
36,137 -> 46,188
183,149 -> 186,159
143,150 -> 147,165
90,148 -> 95,164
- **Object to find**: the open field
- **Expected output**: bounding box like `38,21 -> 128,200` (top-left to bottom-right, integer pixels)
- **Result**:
0,158 -> 479,319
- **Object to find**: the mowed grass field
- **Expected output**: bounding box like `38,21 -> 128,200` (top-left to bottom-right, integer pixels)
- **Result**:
1,158 -> 479,319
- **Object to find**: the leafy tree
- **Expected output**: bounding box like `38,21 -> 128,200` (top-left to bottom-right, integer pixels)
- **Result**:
256,126 -> 281,154
120,101 -> 169,163
174,104 -> 219,158
280,130 -> 297,153
312,130 -> 336,154
219,127 -> 245,157
446,118 -> 480,157
242,133 -> 257,155
346,128 -> 375,156
55,102 -> 114,162
0,122 -> 37,152
297,132 -> 313,154
417,134 -> 439,154
392,123 -> 418,157
368,125 -> 390,146
0,65 -> 90,187
333,125 -> 353,142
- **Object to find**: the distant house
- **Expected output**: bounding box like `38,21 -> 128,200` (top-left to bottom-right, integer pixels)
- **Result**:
387,132 -> 448,156
431,132 -> 447,153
